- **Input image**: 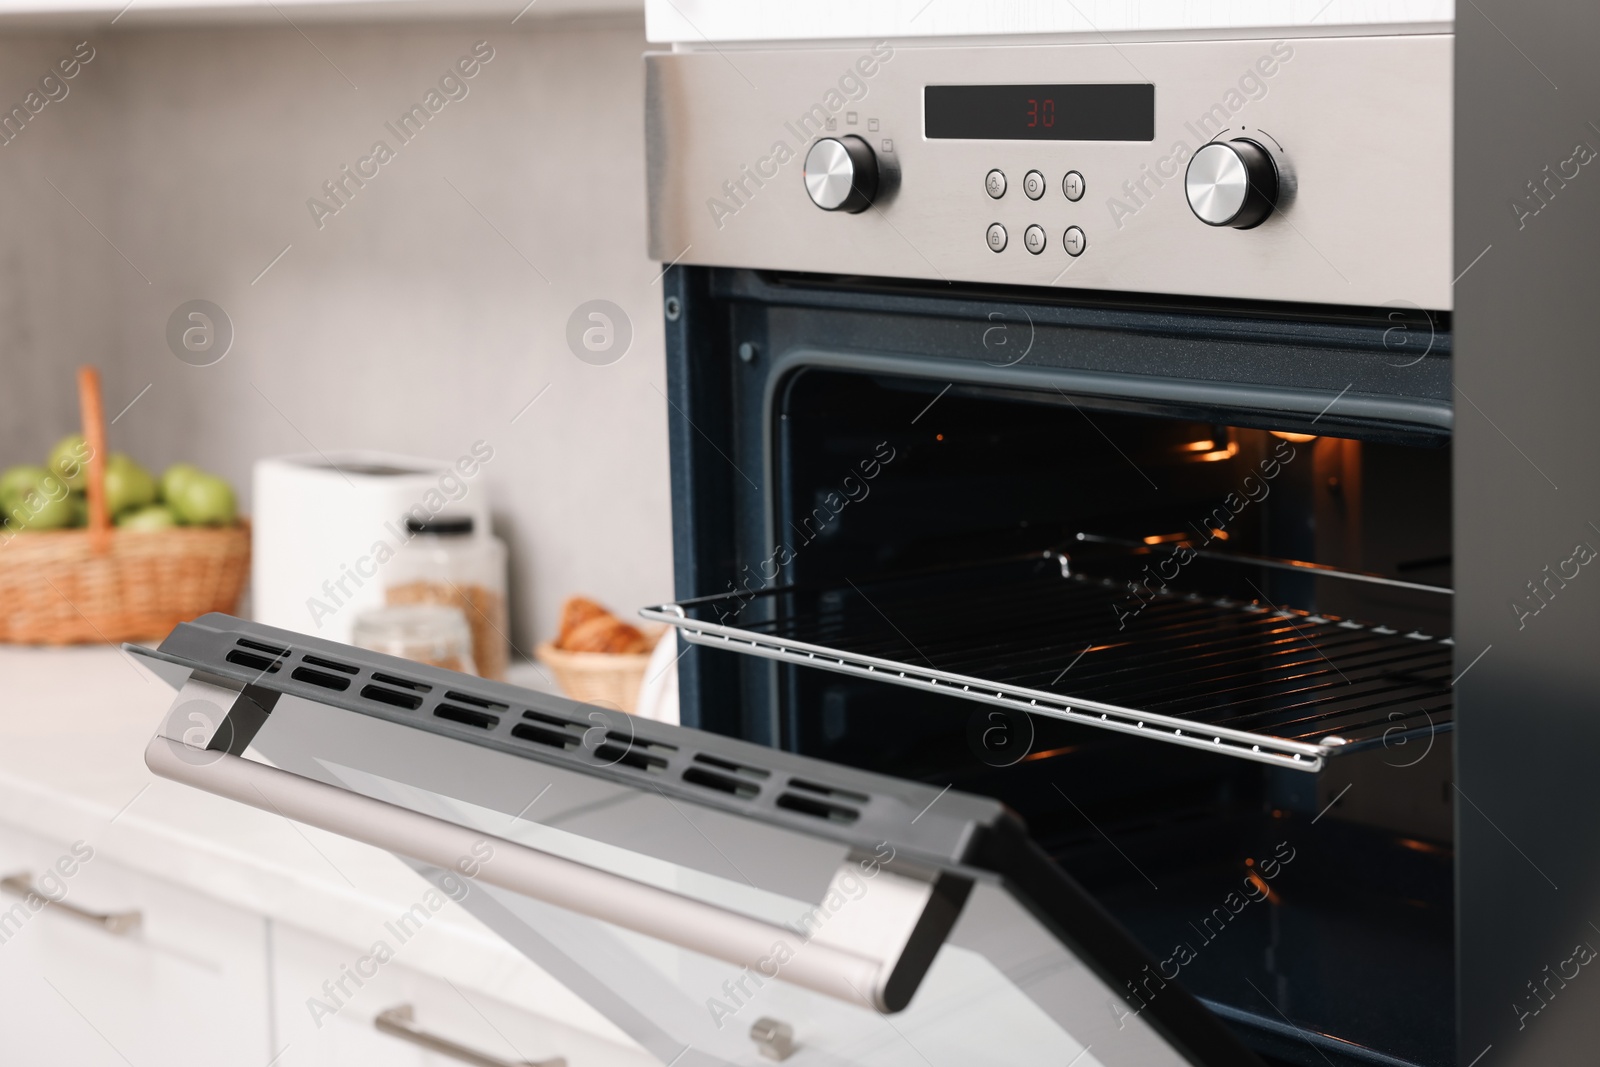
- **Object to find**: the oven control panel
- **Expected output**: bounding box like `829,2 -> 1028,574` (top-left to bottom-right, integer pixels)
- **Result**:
808,133 -> 1280,257
646,34 -> 1451,310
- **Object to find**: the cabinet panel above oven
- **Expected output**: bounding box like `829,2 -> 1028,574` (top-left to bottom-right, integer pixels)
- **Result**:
645,35 -> 1451,310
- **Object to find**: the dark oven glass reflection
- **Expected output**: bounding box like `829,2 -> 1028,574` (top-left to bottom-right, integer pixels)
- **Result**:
769,369 -> 1454,1067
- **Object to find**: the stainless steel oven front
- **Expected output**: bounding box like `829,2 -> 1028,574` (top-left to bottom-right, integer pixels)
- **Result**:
643,29 -> 1458,1067
644,34 -> 1451,308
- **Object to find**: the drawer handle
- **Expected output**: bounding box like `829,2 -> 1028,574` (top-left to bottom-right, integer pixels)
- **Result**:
0,873 -> 142,935
375,1004 -> 565,1067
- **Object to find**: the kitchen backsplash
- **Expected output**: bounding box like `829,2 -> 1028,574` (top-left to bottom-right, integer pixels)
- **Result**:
0,15 -> 671,652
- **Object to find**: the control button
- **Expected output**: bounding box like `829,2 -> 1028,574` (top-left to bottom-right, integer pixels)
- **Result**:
985,169 -> 1006,199
1023,170 -> 1046,200
1064,226 -> 1086,257
1024,225 -> 1047,255
1185,139 -> 1280,229
803,136 -> 879,213
1063,170 -> 1085,201
986,223 -> 1008,252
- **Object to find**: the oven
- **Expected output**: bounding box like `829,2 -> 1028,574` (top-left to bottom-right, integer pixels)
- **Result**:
128,23 -> 1492,1067
642,29 -> 1455,1065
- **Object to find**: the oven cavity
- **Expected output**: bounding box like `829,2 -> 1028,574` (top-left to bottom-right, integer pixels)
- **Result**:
651,370 -> 1454,776
662,358 -> 1456,1065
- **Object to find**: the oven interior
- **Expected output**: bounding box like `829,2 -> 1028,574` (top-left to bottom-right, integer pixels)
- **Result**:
760,368 -> 1455,1067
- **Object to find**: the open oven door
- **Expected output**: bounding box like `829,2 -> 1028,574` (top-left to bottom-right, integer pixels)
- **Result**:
131,614 -> 1260,1067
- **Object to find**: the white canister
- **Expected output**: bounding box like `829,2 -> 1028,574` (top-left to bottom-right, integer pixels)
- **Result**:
251,449 -> 494,645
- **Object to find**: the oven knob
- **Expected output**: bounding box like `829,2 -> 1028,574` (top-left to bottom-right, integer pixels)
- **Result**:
1184,139 -> 1280,229
803,136 -> 878,213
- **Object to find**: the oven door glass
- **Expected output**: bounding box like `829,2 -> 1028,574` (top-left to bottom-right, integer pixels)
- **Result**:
135,633 -> 1237,1067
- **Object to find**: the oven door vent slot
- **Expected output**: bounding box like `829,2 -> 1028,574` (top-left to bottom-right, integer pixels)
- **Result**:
434,704 -> 499,730
682,767 -> 761,799
522,710 -> 581,730
291,666 -> 352,692
302,655 -> 358,675
595,743 -> 668,773
237,638 -> 292,658
692,753 -> 771,780
511,722 -> 578,750
775,792 -> 861,824
445,690 -> 508,711
371,673 -> 431,693
361,684 -> 424,711
226,649 -> 283,673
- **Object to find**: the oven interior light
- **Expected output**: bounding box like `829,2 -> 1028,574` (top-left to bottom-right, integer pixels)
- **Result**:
1197,441 -> 1240,462
1271,431 -> 1319,442
1141,530 -> 1229,545
1181,439 -> 1217,452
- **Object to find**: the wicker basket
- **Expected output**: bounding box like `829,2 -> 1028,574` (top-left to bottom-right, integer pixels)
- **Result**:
0,367 -> 250,644
535,641 -> 654,713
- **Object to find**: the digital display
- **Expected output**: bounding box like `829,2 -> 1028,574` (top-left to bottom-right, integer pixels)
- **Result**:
924,84 -> 1155,141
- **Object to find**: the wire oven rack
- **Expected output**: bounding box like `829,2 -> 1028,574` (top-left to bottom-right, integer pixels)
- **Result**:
641,541 -> 1454,772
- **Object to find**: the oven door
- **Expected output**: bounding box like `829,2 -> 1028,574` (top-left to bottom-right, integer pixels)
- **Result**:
132,614 -> 1256,1067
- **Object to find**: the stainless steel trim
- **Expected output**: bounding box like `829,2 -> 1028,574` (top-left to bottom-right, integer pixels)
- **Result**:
144,733 -> 944,1012
645,35 -> 1452,308
375,1004 -> 564,1067
0,874 -> 141,935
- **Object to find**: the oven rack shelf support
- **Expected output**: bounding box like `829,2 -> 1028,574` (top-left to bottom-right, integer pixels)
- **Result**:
640,547 -> 1465,771
642,603 -> 1334,772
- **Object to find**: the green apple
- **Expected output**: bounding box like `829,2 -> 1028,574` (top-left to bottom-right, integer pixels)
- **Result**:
103,453 -> 156,516
0,465 -> 45,515
46,434 -> 92,491
158,462 -> 202,504
116,503 -> 178,530
4,472 -> 76,531
170,473 -> 235,526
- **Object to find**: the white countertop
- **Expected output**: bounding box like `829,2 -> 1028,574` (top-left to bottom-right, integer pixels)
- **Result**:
0,643 -> 634,1047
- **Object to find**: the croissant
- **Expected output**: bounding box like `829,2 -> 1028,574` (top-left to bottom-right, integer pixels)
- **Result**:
561,614 -> 653,654
557,596 -> 610,646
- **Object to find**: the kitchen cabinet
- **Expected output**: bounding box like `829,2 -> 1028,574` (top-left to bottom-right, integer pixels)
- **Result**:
0,816 -> 654,1067
0,821 -> 273,1066
270,920 -> 658,1067
0,646 -> 654,1067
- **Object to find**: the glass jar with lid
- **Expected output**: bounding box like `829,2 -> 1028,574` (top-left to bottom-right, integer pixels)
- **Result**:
351,604 -> 477,675
382,514 -> 509,679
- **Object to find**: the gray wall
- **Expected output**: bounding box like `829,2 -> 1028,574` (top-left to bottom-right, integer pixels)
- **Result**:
0,16 -> 673,650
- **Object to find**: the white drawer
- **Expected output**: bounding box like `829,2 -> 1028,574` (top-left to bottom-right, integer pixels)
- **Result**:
0,821 -> 272,1066
271,921 -> 659,1067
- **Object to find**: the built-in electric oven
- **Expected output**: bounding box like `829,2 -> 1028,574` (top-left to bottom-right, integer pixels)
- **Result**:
131,25 -> 1479,1067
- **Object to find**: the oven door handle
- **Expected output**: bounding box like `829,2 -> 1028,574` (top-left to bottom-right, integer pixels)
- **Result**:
145,734 -> 952,1012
